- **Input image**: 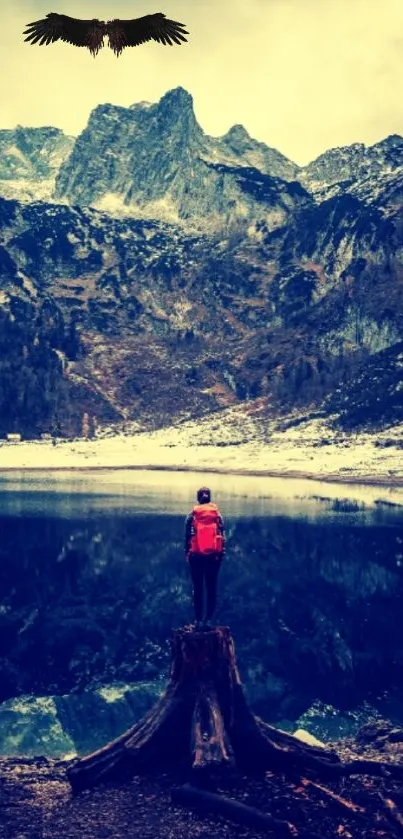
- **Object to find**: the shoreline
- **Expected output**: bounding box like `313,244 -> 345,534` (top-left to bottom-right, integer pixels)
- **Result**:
0,411 -> 401,497
0,461 -> 402,488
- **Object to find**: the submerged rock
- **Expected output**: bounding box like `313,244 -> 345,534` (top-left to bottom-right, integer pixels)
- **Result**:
0,681 -> 164,759
292,728 -> 326,748
0,695 -> 75,758
356,719 -> 403,749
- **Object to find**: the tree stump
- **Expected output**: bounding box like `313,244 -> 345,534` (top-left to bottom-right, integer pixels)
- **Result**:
66,626 -> 403,795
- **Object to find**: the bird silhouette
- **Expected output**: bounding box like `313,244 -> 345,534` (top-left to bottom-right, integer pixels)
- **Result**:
23,12 -> 189,57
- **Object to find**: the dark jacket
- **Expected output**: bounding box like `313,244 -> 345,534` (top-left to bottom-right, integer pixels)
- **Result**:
185,504 -> 226,556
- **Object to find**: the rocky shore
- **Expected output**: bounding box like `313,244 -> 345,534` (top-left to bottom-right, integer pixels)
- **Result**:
2,722 -> 403,839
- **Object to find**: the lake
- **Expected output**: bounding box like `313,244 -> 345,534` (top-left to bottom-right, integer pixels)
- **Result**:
0,468 -> 402,759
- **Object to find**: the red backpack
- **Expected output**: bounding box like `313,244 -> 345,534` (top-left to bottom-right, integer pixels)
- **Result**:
190,502 -> 223,555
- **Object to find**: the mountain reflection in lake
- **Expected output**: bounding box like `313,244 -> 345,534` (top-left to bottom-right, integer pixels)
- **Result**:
0,469 -> 402,757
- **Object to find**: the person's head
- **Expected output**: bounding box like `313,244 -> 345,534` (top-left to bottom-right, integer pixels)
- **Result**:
197,486 -> 211,504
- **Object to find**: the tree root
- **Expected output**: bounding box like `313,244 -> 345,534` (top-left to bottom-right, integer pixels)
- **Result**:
66,621 -> 403,839
377,794 -> 403,836
191,684 -> 234,773
171,783 -> 323,839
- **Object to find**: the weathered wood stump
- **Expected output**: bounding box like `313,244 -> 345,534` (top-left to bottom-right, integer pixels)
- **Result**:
67,626 -> 403,795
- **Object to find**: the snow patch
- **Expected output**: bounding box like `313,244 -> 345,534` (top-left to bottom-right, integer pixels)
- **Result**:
93,193 -> 180,224
66,231 -> 81,245
4,144 -> 28,164
98,684 -> 131,703
0,178 -> 57,203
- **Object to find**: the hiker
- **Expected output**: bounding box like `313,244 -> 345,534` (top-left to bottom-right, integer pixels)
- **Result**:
185,487 -> 225,628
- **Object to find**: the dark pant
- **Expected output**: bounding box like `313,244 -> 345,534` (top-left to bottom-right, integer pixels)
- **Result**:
188,552 -> 222,621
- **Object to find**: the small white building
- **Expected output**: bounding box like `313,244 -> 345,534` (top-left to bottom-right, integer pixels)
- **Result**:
6,433 -> 22,443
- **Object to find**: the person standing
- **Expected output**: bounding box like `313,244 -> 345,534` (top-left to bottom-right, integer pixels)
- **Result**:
185,487 -> 225,628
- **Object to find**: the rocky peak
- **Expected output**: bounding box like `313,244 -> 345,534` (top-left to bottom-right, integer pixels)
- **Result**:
369,134 -> 403,168
149,86 -> 203,143
0,126 -> 74,181
301,143 -> 367,187
223,124 -> 251,145
129,101 -> 153,111
0,125 -> 75,203
220,123 -> 300,181
300,134 -> 403,197
3,87 -> 402,230
53,87 -> 304,227
157,85 -> 194,112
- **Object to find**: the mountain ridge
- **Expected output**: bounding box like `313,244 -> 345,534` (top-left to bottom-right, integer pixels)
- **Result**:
1,86 -> 402,223
0,87 -> 402,438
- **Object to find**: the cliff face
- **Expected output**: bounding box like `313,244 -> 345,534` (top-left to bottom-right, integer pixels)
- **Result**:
52,88 -> 307,230
0,87 -> 402,437
0,126 -> 74,203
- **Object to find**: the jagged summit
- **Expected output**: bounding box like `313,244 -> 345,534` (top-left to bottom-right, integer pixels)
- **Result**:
304,135 -> 403,171
129,101 -> 152,110
158,86 -> 194,108
1,88 -> 402,224
222,123 -> 255,152
49,86 -> 304,226
369,133 -> 403,151
369,134 -> 403,166
128,88 -> 192,113
133,87 -> 197,127
220,123 -> 299,179
299,131 -> 403,204
224,124 -> 250,140
153,86 -> 200,135
93,101 -> 134,114
13,124 -> 66,136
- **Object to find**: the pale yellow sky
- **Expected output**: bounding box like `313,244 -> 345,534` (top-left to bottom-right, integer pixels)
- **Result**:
1,0 -> 403,165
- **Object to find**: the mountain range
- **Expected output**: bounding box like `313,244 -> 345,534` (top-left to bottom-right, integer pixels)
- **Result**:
0,86 -> 402,438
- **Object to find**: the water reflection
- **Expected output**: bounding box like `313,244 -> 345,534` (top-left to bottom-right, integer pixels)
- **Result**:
0,469 -> 402,756
0,468 -> 402,519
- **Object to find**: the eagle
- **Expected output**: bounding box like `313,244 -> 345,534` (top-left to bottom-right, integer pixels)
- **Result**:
23,12 -> 189,57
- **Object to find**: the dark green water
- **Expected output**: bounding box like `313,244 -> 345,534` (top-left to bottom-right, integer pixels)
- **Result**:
0,469 -> 402,757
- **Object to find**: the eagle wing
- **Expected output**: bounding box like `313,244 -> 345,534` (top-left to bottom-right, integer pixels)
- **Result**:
106,13 -> 188,55
23,13 -> 106,55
